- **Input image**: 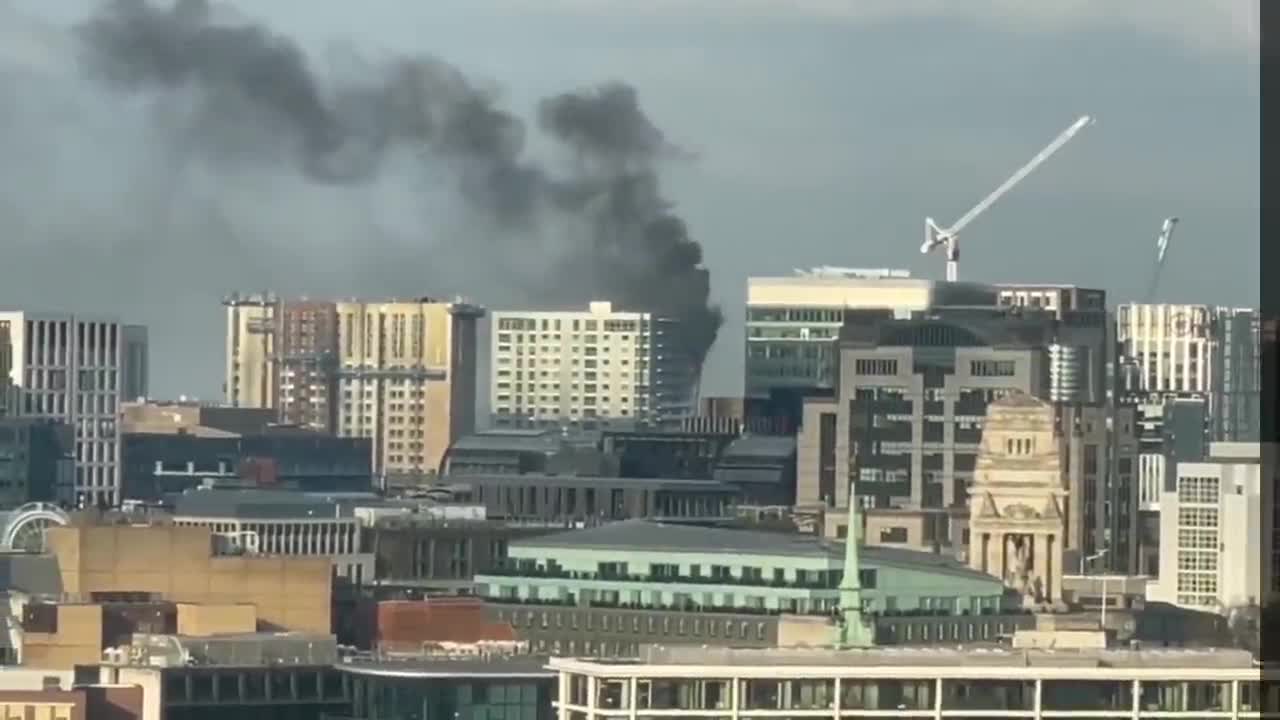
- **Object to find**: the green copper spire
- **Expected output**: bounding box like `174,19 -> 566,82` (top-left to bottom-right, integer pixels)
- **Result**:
837,480 -> 875,647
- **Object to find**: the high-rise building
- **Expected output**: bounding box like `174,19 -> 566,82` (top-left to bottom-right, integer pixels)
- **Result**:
222,295 -> 342,432
335,298 -> 484,479
0,311 -> 147,506
276,300 -> 340,432
1146,442 -> 1264,611
1213,307 -> 1261,442
223,293 -> 277,410
489,301 -> 697,430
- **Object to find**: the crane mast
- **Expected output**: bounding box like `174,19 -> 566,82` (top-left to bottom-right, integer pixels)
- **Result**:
921,115 -> 1094,282
1144,216 -> 1179,302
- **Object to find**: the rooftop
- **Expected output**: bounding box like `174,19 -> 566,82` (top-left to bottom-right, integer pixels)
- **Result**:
511,520 -> 994,582
339,655 -> 554,678
444,475 -> 739,493
549,645 -> 1264,674
720,435 -> 797,460
169,489 -> 380,519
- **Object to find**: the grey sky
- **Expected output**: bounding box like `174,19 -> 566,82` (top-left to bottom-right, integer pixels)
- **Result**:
0,0 -> 1258,398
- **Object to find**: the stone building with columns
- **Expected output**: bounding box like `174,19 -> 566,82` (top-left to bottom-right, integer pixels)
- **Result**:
967,393 -> 1068,609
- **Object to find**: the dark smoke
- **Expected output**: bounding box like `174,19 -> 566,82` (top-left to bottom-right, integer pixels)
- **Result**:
69,0 -> 722,367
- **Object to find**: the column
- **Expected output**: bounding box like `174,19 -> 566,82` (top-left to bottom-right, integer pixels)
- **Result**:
1033,532 -> 1049,602
987,532 -> 1004,581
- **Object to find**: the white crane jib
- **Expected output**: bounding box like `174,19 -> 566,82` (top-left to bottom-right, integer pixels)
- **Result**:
1144,216 -> 1179,302
921,114 -> 1094,282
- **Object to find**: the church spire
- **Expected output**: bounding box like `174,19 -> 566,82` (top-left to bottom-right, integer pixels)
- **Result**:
837,480 -> 874,647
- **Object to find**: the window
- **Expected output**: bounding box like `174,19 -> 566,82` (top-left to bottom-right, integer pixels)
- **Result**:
855,359 -> 898,376
970,360 -> 1017,377
879,526 -> 909,543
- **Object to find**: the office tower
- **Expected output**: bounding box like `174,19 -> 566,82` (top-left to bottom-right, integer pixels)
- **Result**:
336,298 -> 484,479
0,324 -> 15,417
120,324 -> 149,402
489,301 -> 696,430
1146,442 -> 1264,611
745,268 -> 999,432
1117,304 -> 1216,398
223,293 -> 277,410
1212,307 -> 1261,442
0,312 -> 146,506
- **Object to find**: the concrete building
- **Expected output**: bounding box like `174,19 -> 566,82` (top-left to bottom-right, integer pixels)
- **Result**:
223,293 -> 277,411
798,308 -> 1054,515
44,522 -> 333,633
743,269 -> 998,405
0,312 -> 148,507
336,298 -> 484,479
798,308 -> 1136,571
490,301 -> 697,430
120,426 -> 372,500
445,473 -> 740,524
276,299 -> 342,433
552,645 -> 1270,719
475,519 -> 1013,657
167,490 -> 375,584
996,284 -> 1110,405
1147,442 -> 1265,612
1212,307 -> 1261,442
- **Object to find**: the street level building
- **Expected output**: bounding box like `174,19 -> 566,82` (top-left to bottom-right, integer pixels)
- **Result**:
490,301 -> 697,430
0,311 -> 149,507
552,645 -> 1272,718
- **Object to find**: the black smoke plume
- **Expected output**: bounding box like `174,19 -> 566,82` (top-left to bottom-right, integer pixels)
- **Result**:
73,0 -> 722,367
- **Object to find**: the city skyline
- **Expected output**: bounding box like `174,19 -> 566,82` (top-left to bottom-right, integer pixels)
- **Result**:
0,0 -> 1258,399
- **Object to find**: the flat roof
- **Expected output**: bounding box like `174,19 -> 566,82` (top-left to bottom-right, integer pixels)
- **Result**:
446,475 -> 739,493
509,520 -> 996,583
550,645 -> 1266,680
338,656 -> 554,679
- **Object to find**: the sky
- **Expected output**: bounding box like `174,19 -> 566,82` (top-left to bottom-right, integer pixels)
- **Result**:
0,0 -> 1259,399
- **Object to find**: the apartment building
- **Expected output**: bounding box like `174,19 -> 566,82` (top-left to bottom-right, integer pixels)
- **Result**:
336,298 -> 483,478
1147,442 -> 1266,612
223,295 -> 341,432
489,301 -> 697,429
0,312 -> 147,507
223,293 -> 277,410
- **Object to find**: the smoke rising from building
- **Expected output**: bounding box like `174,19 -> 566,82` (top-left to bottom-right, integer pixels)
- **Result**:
0,0 -> 721,394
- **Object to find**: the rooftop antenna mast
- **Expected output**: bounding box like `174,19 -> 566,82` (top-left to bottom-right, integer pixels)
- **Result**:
921,115 -> 1094,282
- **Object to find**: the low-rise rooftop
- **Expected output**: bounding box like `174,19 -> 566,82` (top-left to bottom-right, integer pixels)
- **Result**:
514,519 -> 994,582
551,644 -> 1264,674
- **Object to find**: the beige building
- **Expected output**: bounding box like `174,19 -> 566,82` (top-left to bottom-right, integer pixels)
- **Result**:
44,523 -> 332,633
967,393 -> 1068,608
223,294 -> 278,410
490,301 -> 697,429
336,298 -> 484,477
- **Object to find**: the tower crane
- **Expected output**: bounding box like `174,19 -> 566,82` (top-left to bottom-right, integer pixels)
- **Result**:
921,115 -> 1095,282
1143,216 -> 1179,302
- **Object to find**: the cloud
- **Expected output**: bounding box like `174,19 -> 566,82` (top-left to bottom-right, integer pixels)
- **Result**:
500,0 -> 1258,59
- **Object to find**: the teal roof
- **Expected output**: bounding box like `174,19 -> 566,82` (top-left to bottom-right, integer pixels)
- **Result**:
516,519 -> 997,583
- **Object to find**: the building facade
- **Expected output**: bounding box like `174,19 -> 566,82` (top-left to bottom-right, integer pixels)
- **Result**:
0,312 -> 148,507
1147,442 -> 1265,612
744,269 -> 1000,400
0,419 -> 74,506
798,308 -> 1055,514
490,301 -> 697,430
336,298 -> 484,478
551,646 -> 1272,719
223,293 -> 277,411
